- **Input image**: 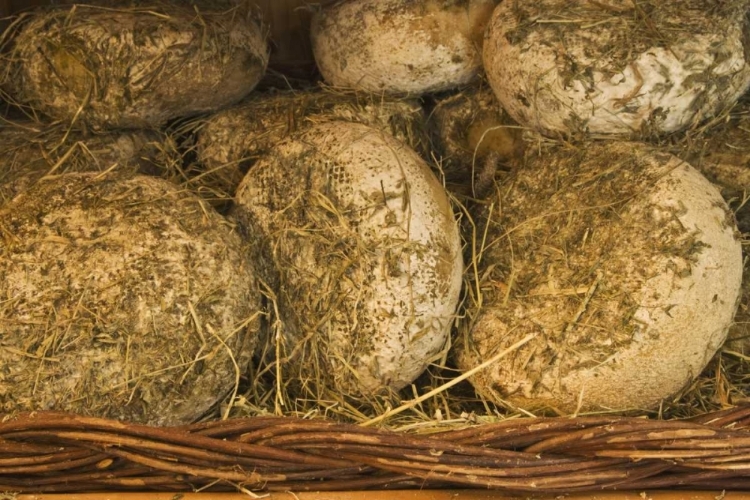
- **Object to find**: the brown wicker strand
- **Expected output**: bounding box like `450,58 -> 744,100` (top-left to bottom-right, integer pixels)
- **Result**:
0,407 -> 750,492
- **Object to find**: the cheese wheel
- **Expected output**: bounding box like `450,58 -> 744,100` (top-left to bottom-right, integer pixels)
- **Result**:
483,0 -> 750,136
234,121 -> 463,398
3,3 -> 268,129
311,0 -> 497,95
0,173 -> 262,425
457,141 -> 742,412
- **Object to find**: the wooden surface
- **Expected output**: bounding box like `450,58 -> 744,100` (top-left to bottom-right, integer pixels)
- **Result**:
256,0 -> 336,79
13,491 -> 750,500
4,0 -> 49,15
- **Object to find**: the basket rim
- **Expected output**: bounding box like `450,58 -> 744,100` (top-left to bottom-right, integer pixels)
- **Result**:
2,407 -> 750,494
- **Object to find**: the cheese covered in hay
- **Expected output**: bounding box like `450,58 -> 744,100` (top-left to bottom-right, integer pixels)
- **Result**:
483,0 -> 750,136
0,174 -> 262,425
192,88 -> 428,202
1,2 -> 268,129
233,121 -> 463,398
457,142 -> 742,412
311,0 -> 497,95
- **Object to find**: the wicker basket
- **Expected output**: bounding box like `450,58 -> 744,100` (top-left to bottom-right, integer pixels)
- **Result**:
0,406 -> 749,494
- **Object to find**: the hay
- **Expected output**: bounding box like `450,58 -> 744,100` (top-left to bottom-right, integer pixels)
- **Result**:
0,120 -> 177,204
0,0 -> 268,129
176,85 -> 429,208
0,119 -> 245,212
0,0 -> 747,436
665,94 -> 750,231
0,99 -> 744,434
217,109 -> 750,427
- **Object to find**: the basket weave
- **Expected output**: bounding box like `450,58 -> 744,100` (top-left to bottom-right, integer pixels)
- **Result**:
3,406 -> 750,493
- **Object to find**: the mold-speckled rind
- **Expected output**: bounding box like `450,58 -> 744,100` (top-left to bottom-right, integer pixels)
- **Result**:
233,121 -> 463,397
483,0 -> 750,136
311,0 -> 497,95
456,142 -> 742,412
0,174 -> 262,426
3,3 -> 268,129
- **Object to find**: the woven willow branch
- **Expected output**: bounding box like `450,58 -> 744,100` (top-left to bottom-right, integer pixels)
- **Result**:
1,406 -> 750,493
